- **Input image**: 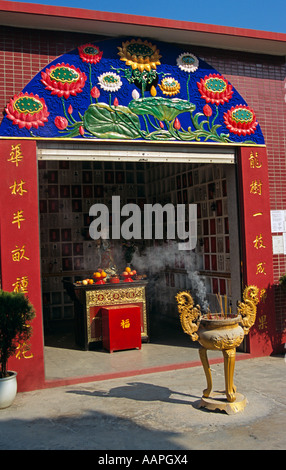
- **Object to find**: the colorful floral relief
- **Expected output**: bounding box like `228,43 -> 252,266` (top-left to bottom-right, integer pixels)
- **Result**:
197,74 -> 233,105
97,72 -> 123,92
159,77 -> 181,96
5,92 -> 49,130
118,38 -> 161,72
41,63 -> 87,99
224,105 -> 258,136
0,37 -> 263,144
177,53 -> 199,73
78,43 -> 103,64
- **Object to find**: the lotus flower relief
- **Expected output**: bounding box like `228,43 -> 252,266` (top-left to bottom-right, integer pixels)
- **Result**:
41,63 -> 87,99
97,72 -> 122,92
177,52 -> 199,73
224,105 -> 258,135
197,73 -> 233,105
54,115 -> 68,130
78,43 -> 103,64
159,77 -> 181,96
5,92 -> 49,130
4,38 -> 259,145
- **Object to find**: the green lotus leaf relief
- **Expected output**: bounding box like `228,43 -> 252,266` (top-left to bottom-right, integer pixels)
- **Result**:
83,102 -> 141,139
128,97 -> 196,122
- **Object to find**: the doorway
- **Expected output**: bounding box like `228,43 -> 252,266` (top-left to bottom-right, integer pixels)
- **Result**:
37,143 -> 242,379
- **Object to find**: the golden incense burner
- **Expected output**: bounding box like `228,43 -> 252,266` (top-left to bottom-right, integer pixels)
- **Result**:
176,286 -> 259,414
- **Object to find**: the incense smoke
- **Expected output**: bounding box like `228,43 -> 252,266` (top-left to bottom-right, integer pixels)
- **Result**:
131,241 -> 209,312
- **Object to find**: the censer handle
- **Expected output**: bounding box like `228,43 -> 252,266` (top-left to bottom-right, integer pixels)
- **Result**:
176,291 -> 201,341
237,285 -> 260,335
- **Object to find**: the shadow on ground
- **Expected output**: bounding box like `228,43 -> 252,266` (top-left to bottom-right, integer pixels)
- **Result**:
67,381 -> 202,407
0,407 -> 188,450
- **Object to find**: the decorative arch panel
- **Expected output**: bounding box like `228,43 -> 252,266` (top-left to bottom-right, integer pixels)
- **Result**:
0,37 -> 265,146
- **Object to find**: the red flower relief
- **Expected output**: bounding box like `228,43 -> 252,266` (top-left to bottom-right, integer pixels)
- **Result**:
78,43 -> 103,64
5,92 -> 49,130
41,63 -> 87,99
54,116 -> 68,130
197,73 -> 233,105
91,86 -> 100,99
203,104 -> 212,117
174,117 -> 181,130
223,105 -> 258,136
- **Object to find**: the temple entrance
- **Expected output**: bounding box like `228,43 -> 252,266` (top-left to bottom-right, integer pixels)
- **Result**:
0,30 -> 278,392
37,143 -> 243,380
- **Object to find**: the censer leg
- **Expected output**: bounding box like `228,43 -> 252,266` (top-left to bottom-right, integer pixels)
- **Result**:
199,347 -> 213,397
223,348 -> 236,402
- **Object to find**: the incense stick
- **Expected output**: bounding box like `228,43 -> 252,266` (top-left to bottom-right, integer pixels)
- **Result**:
215,293 -> 229,317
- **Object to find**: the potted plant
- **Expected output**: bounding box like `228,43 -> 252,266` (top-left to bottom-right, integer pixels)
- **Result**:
278,273 -> 286,293
0,289 -> 35,408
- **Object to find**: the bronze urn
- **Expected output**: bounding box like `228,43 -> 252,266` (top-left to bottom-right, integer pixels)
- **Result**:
176,286 -> 259,414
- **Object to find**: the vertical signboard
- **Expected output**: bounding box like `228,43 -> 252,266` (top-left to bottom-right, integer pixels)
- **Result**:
0,140 -> 45,391
238,147 -> 276,355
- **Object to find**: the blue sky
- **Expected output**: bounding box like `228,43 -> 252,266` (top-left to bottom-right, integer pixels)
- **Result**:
14,0 -> 286,33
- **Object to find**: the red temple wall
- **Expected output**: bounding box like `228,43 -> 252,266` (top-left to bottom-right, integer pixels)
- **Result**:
0,139 -> 45,391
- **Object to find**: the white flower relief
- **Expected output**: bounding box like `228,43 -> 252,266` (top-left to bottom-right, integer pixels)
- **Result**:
176,53 -> 199,73
132,89 -> 140,100
97,72 -> 122,92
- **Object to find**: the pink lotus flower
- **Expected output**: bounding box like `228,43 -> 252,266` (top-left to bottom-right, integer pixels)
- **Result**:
197,73 -> 233,105
224,105 -> 258,136
41,63 -> 87,99
174,117 -> 181,130
54,116 -> 68,130
5,92 -> 49,130
78,43 -> 103,64
91,86 -> 100,99
203,104 -> 212,117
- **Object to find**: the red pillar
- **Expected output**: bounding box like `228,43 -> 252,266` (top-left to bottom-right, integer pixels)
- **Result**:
238,146 -> 277,355
0,139 -> 45,391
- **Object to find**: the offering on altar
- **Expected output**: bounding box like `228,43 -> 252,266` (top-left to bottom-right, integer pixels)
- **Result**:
93,268 -> 107,284
121,266 -> 137,282
76,266 -> 145,286
80,278 -> 94,285
109,275 -> 120,283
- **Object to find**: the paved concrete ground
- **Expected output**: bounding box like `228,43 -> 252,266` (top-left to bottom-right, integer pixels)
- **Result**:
0,355 -> 285,450
44,337 -> 223,380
